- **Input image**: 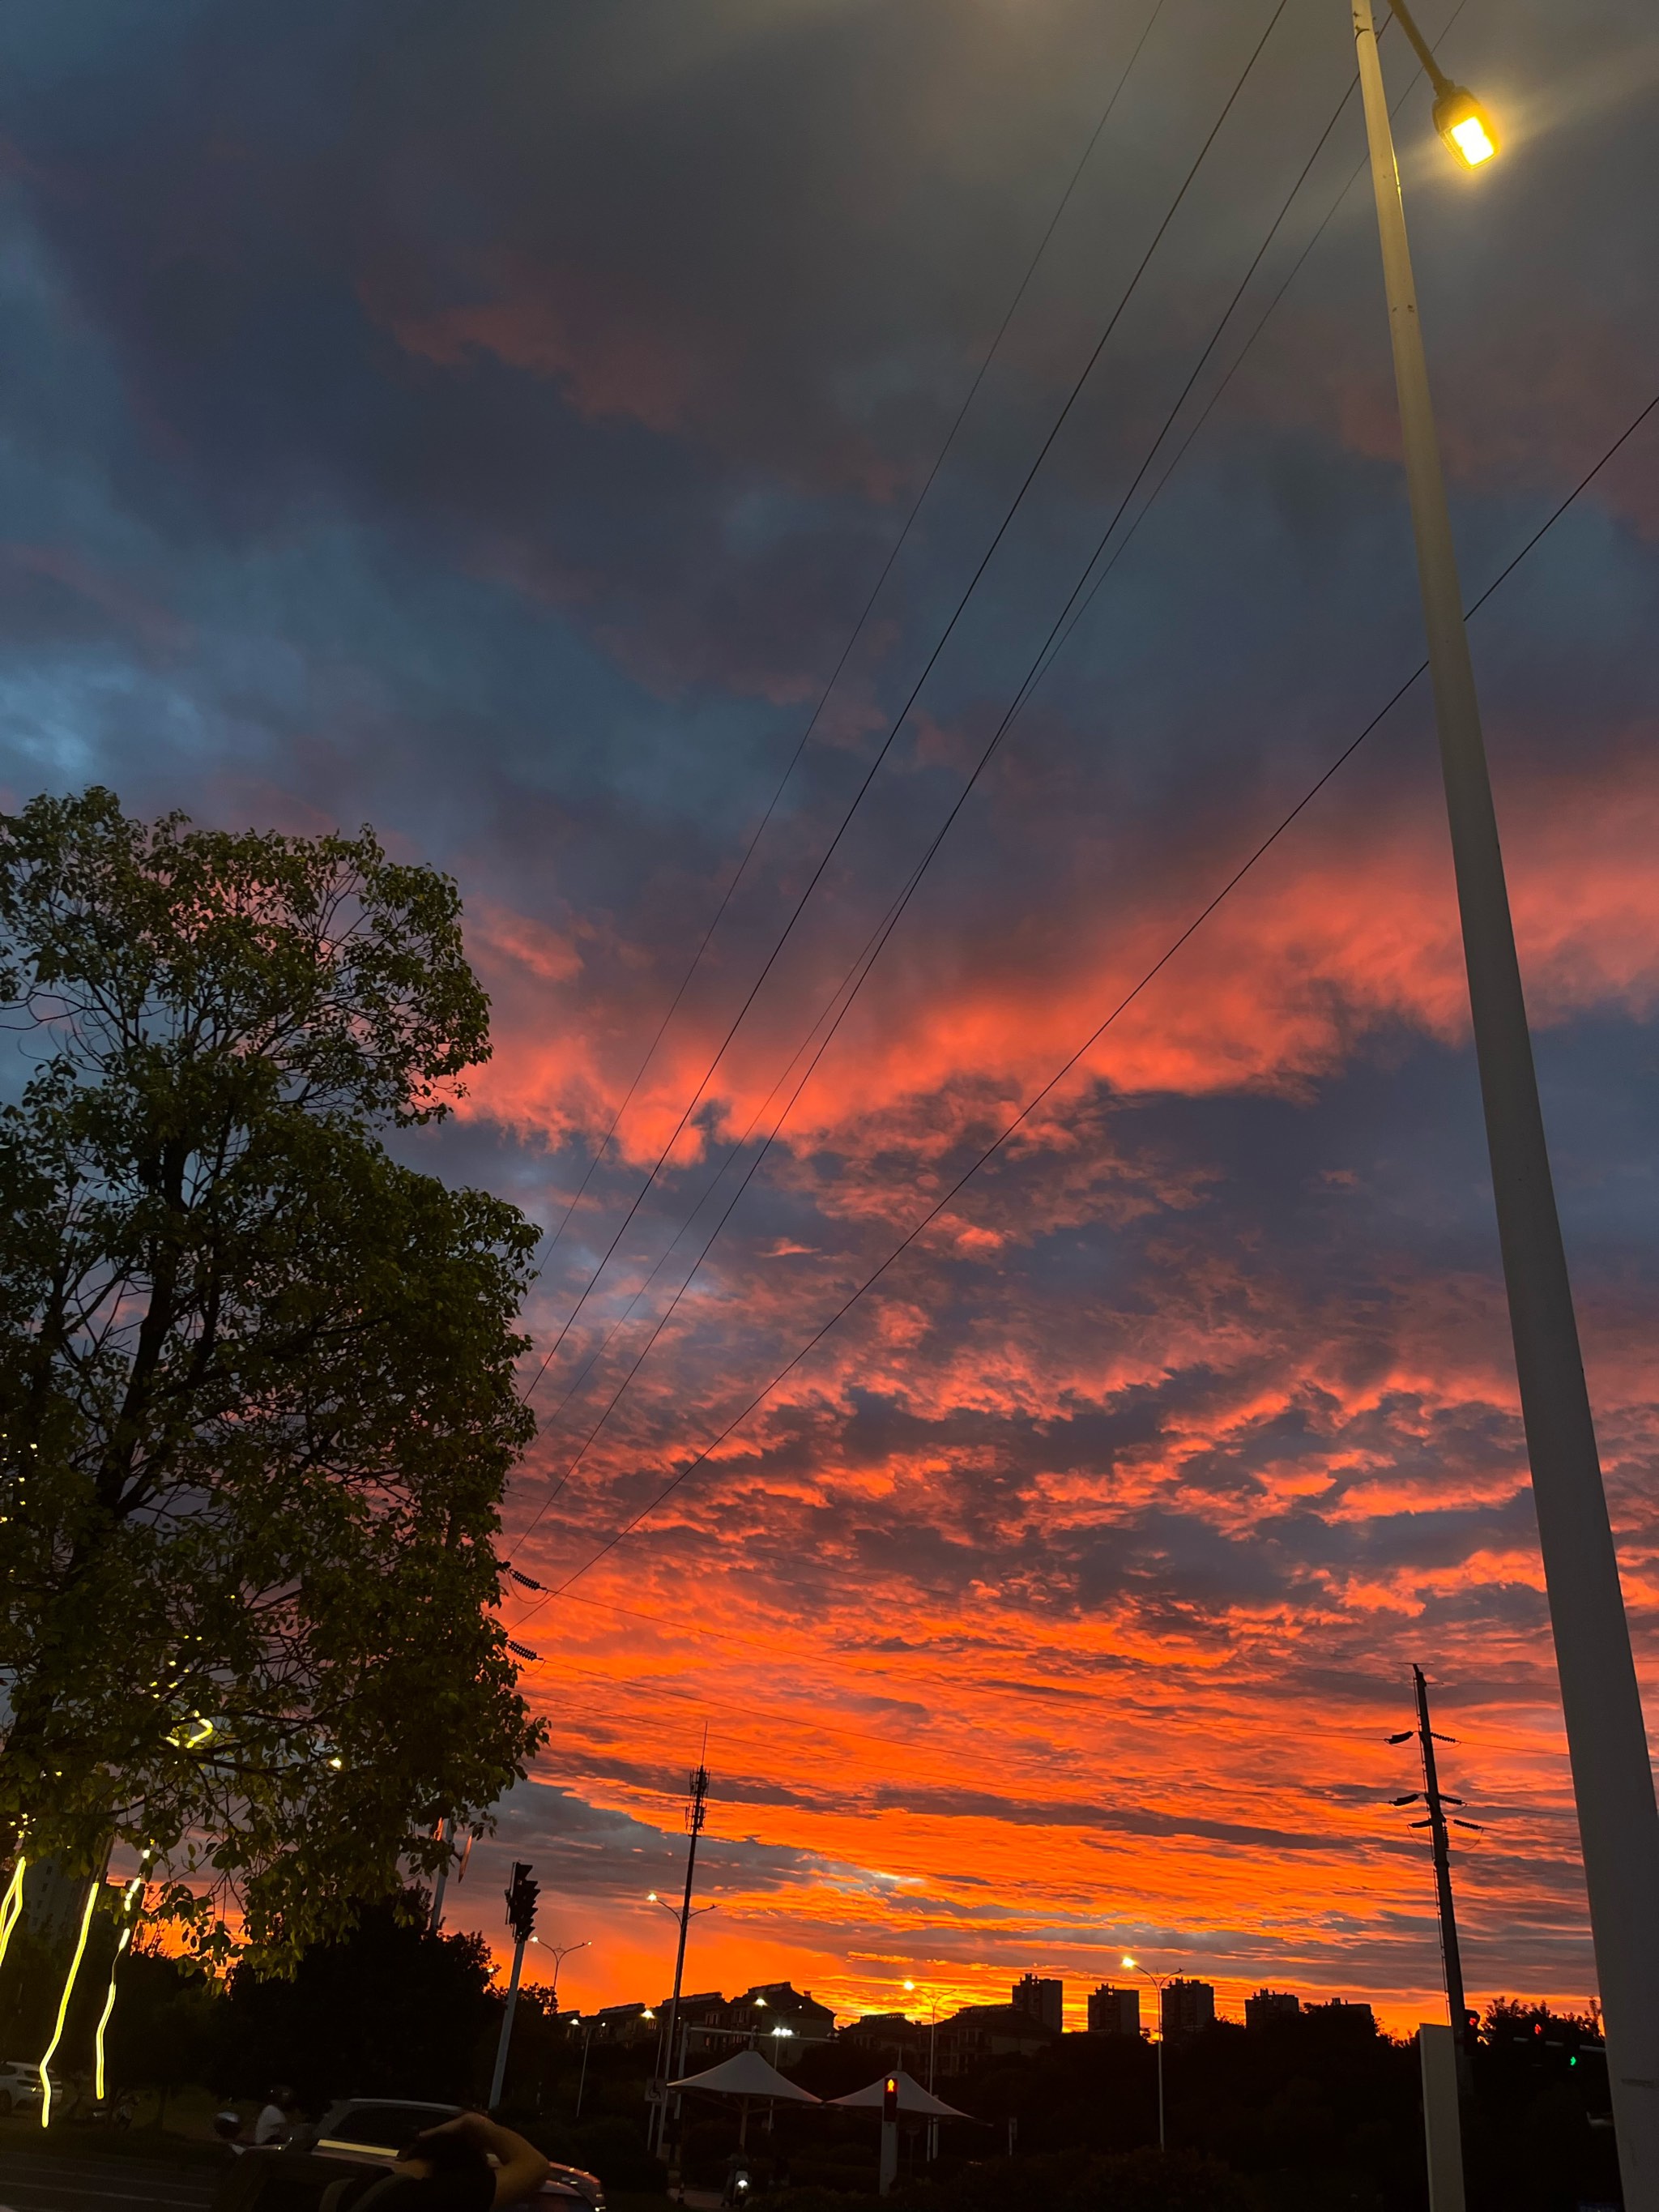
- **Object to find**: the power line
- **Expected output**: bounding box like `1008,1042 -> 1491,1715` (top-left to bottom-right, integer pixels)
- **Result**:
514,0 -> 1171,1409
1004,1 -> 1473,707
523,920 -> 889,1450
508,374 -> 1659,1616
510,878 -> 911,1539
501,15 -> 1412,1550
501,0 -> 1315,1552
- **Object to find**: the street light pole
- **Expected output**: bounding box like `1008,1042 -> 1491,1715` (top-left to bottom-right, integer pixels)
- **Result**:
1348,4 -> 1659,2196
1121,1959 -> 1169,2152
903,1980 -> 943,2161
547,1940 -> 591,2022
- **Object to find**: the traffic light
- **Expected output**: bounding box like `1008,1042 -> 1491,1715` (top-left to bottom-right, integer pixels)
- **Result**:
881,2073 -> 899,2123
505,1861 -> 539,1945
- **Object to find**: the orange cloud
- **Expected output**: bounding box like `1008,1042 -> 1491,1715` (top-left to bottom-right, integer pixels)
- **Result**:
459,737 -> 1659,1177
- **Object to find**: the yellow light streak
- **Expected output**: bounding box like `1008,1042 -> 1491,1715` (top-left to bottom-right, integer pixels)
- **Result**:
93,1927 -> 134,2103
39,1880 -> 99,2129
0,1855 -> 28,1975
92,1876 -> 145,2104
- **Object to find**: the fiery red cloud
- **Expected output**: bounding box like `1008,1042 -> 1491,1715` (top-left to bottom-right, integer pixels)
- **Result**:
461,734 -> 1659,1166
434,733 -> 1659,2035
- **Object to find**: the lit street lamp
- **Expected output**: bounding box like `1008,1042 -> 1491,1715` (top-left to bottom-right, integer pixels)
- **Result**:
1120,1958 -> 1170,2152
646,1881 -> 714,2159
539,1938 -> 590,2019
1348,2 -> 1659,2195
903,1980 -> 944,2160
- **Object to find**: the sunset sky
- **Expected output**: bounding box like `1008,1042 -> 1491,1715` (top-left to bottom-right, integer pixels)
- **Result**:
4,0 -> 1659,2038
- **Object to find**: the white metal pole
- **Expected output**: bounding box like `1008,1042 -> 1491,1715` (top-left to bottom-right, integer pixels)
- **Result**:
1419,2024 -> 1467,2212
1349,5 -> 1659,2198
427,1817 -> 454,1936
878,2114 -> 898,2196
488,1931 -> 529,2111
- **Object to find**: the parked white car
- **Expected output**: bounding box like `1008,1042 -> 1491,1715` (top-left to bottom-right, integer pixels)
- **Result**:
0,2060 -> 59,2117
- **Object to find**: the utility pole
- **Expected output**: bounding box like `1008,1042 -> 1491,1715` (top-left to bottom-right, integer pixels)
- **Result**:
1347,2 -> 1659,2193
650,1754 -> 711,2160
488,1861 -> 539,2112
1392,1668 -> 1482,2077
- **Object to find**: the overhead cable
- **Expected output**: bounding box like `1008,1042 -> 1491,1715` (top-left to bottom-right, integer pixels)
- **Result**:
515,0 -> 1171,1404
509,376 -> 1659,1614
504,4 -> 1379,1553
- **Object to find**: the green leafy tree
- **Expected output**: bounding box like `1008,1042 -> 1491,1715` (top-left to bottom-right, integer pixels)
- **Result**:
0,788 -> 544,1968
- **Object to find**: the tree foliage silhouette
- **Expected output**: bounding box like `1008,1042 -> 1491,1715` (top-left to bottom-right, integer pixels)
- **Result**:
0,788 -> 543,1967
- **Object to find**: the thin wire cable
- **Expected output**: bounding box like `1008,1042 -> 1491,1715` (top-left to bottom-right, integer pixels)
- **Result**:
511,881 -> 914,1538
1017,0 -> 1468,702
516,0 -> 1171,1406
502,23 -> 1384,1548
528,930 -> 887,1441
503,0 -> 1302,1545
508,376 -> 1659,1616
532,888 -> 907,1475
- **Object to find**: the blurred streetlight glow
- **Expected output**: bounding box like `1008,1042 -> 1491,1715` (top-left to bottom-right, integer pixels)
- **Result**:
1431,83 -> 1498,165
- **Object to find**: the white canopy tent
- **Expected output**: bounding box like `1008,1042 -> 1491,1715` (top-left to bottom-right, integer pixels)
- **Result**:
670,2049 -> 821,2102
830,2069 -> 971,2120
669,2047 -> 821,2150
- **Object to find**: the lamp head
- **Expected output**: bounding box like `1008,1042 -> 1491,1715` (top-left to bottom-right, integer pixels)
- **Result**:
1431,84 -> 1498,167
1120,1955 -> 1137,1971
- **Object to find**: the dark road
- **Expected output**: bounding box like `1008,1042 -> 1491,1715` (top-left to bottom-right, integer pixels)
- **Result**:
0,2150 -> 214,2212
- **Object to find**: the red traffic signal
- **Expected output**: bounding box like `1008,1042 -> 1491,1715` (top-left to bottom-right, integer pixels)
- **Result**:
881,2074 -> 899,2123
505,1860 -> 539,1945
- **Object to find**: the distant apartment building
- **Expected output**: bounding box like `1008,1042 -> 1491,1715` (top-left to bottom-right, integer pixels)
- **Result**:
1245,1988 -> 1301,2031
666,1992 -> 731,2064
1160,1978 -> 1216,2039
717,1980 -> 836,2066
932,2001 -> 1061,2077
840,2011 -> 926,2065
591,2001 -> 656,2043
1012,1973 -> 1064,2033
1087,1984 -> 1141,2037
20,1857 -> 96,1949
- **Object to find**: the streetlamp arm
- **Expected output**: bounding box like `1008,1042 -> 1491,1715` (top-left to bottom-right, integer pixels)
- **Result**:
1382,0 -> 1452,94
